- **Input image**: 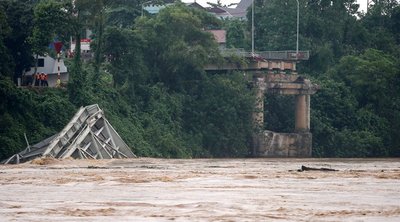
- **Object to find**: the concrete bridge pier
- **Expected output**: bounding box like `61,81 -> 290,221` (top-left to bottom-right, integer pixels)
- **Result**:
252,73 -> 319,157
204,50 -> 318,157
295,94 -> 310,132
251,77 -> 266,155
253,77 -> 266,129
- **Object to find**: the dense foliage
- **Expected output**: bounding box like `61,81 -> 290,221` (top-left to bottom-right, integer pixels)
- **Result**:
240,0 -> 400,157
0,1 -> 254,160
0,0 -> 399,159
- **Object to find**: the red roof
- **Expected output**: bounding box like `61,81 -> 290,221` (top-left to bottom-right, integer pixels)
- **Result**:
207,30 -> 226,44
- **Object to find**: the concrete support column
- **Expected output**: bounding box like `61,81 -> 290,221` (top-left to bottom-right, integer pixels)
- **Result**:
306,94 -> 310,129
253,77 -> 265,130
252,77 -> 266,156
295,94 -> 310,132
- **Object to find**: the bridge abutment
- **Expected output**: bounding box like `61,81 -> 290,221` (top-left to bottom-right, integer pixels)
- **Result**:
252,73 -> 318,157
258,131 -> 312,157
205,50 -> 318,157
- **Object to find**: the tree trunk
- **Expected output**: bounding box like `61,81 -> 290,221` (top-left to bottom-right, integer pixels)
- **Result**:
93,12 -> 104,81
33,53 -> 39,76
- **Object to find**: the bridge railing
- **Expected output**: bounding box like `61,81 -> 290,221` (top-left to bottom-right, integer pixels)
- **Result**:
220,48 -> 252,57
258,51 -> 310,60
220,49 -> 310,61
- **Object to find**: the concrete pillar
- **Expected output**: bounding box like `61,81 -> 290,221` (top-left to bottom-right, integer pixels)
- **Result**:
306,94 -> 310,129
253,77 -> 265,130
252,77 -> 266,156
295,94 -> 310,132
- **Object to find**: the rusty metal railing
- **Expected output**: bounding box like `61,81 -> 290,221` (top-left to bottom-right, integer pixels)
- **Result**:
258,51 -> 309,60
220,49 -> 310,61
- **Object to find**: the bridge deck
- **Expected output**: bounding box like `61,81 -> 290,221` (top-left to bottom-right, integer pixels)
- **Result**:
205,50 -> 309,72
220,49 -> 310,61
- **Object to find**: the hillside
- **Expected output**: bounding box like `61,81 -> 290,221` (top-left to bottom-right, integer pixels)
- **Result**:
0,0 -> 399,158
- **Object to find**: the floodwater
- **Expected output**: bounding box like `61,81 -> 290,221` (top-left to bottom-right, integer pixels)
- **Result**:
0,158 -> 399,221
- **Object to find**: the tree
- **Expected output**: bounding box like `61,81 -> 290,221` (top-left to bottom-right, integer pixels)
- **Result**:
264,95 -> 294,133
0,0 -> 35,81
29,0 -> 70,76
311,77 -> 358,156
250,0 -> 363,74
102,26 -> 146,88
0,3 -> 12,78
361,1 -> 400,56
310,47 -> 400,157
183,73 -> 255,157
224,19 -> 248,49
332,49 -> 400,155
136,4 -> 221,91
74,0 -> 110,82
106,0 -> 143,28
89,0 -> 106,80
251,0 -> 299,51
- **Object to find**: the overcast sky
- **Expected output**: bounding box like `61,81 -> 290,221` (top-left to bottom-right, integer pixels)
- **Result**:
182,0 -> 368,12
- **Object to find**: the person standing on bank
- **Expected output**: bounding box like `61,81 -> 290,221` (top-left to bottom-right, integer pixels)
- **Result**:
40,72 -> 44,86
42,72 -> 48,87
35,72 -> 41,86
56,77 -> 61,88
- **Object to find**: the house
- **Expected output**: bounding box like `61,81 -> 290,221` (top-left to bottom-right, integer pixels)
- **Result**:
143,1 -> 205,15
142,0 -> 252,20
69,38 -> 92,60
143,4 -> 170,14
207,30 -> 227,49
69,29 -> 93,60
186,2 -> 206,10
143,0 -> 175,15
208,0 -> 253,20
208,7 -> 232,19
23,55 -> 68,87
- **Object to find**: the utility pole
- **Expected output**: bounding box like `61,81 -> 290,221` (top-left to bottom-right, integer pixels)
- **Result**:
251,0 -> 255,56
296,0 -> 299,60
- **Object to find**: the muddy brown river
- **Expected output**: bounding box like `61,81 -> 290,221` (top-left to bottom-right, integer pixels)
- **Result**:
0,158 -> 399,221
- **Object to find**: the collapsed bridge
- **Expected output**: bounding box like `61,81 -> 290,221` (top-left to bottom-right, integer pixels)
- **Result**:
206,50 -> 319,157
2,104 -> 136,164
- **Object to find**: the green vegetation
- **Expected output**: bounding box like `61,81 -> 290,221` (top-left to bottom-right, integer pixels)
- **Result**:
0,0 -> 399,159
0,1 -> 253,159
248,0 -> 400,157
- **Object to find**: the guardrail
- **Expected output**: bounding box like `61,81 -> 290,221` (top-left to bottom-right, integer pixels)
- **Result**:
220,49 -> 310,61
220,48 -> 252,57
258,51 -> 309,60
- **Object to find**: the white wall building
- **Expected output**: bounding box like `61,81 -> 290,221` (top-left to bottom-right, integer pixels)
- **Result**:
23,55 -> 68,87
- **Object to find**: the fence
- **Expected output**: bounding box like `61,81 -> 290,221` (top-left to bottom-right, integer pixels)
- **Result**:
220,49 -> 310,61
